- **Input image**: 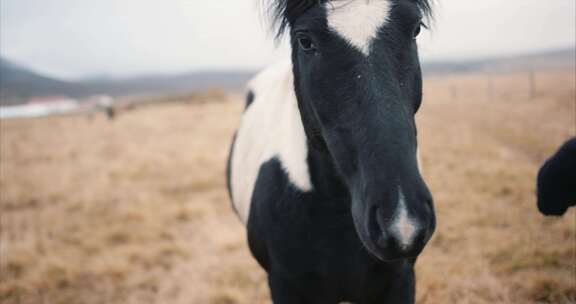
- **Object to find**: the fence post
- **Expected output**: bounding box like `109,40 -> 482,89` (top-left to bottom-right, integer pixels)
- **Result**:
529,69 -> 536,99
451,75 -> 458,101
486,70 -> 495,102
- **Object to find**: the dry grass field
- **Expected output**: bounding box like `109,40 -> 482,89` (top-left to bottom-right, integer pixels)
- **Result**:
1,70 -> 575,304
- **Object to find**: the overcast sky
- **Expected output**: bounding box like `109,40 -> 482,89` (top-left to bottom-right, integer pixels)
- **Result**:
1,0 -> 574,79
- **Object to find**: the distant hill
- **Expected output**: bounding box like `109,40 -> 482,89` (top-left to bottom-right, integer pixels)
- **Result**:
0,58 -> 255,105
1,48 -> 574,105
422,48 -> 575,75
0,58 -> 81,104
79,71 -> 255,98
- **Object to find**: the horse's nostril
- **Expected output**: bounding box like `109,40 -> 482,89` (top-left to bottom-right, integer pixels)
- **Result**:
375,208 -> 388,230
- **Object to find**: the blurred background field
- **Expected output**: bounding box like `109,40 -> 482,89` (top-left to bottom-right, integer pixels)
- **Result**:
1,0 -> 575,303
1,66 -> 575,304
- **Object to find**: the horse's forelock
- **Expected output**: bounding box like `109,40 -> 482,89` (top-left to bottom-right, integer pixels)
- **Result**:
261,0 -> 433,41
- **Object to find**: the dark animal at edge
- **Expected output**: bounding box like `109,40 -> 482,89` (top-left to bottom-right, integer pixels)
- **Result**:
537,137 -> 576,216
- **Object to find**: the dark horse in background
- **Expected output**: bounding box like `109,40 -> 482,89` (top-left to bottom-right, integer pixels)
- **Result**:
227,0 -> 436,303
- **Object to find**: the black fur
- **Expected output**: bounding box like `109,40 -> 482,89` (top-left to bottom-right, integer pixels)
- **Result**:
226,132 -> 239,215
245,90 -> 256,110
247,157 -> 419,303
230,1 -> 436,303
537,138 -> 576,216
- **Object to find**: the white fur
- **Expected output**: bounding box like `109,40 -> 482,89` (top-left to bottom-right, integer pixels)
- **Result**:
392,186 -> 418,250
325,0 -> 392,55
231,60 -> 312,224
417,147 -> 422,172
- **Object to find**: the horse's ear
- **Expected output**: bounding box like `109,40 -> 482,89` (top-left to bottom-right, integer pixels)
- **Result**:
261,0 -> 320,41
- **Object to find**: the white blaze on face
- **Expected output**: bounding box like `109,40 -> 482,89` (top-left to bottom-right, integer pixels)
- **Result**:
393,186 -> 419,250
325,0 -> 392,55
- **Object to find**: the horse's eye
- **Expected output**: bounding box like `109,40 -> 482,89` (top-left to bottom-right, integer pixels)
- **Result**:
413,23 -> 422,39
297,35 -> 316,52
413,22 -> 427,39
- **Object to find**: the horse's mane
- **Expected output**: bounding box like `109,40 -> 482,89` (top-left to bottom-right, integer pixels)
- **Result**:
263,0 -> 433,40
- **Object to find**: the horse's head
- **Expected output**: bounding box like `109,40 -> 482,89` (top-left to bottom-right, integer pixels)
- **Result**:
270,0 -> 436,261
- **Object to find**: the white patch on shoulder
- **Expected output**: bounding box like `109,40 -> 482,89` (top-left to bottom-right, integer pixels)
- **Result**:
231,60 -> 312,224
417,147 -> 422,172
325,0 -> 392,55
392,186 -> 418,250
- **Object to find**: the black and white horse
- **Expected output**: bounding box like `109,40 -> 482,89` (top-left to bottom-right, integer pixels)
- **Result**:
227,0 -> 436,302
